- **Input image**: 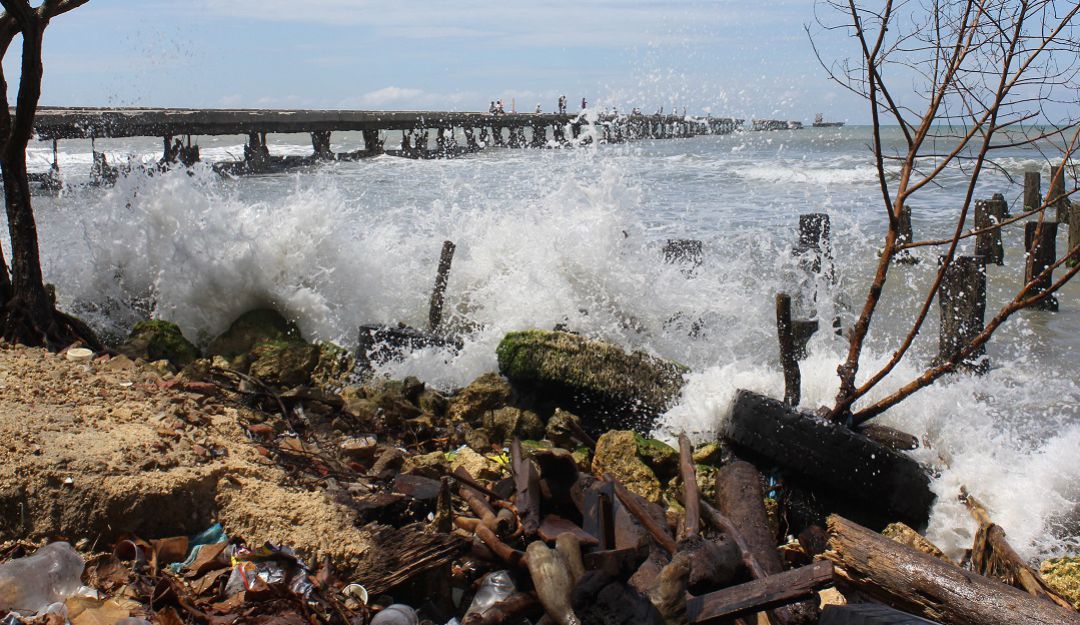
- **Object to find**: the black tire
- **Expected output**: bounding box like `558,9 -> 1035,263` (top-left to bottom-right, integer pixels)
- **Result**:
723,390 -> 935,529
820,604 -> 942,624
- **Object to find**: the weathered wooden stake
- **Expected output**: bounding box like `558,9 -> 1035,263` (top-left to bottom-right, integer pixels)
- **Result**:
1025,221 -> 1059,311
797,213 -> 832,276
311,130 -> 333,159
429,240 -> 456,331
936,255 -> 987,373
1024,171 -> 1042,212
776,293 -> 801,406
1050,161 -> 1071,224
896,204 -> 913,245
974,199 -> 1005,265
1069,203 -> 1080,268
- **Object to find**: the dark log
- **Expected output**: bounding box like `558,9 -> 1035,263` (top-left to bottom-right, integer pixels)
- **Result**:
715,461 -> 779,574
1025,171 -> 1042,212
974,200 -> 1005,265
510,439 -> 541,536
825,515 -> 1080,625
776,293 -> 801,406
434,476 -> 453,533
723,390 -> 935,529
698,500 -> 767,578
898,203 -> 914,245
962,489 -> 1074,609
678,434 -> 700,538
1025,221 -> 1059,312
428,240 -> 456,331
935,255 -> 987,373
686,561 -> 835,625
855,423 -> 919,451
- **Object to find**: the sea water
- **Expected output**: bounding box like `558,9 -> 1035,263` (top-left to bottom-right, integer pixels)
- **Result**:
13,125 -> 1080,562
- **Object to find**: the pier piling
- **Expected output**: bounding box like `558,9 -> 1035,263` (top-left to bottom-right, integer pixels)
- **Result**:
796,213 -> 832,277
429,240 -> 457,331
936,255 -> 988,373
1024,171 -> 1041,212
1024,221 -> 1059,311
1051,161 -> 1071,223
974,199 -> 1005,265
775,292 -> 801,406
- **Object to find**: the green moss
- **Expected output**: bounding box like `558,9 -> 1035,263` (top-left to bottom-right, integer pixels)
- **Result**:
1041,556 -> 1080,609
633,433 -> 678,481
207,309 -> 303,359
122,320 -> 199,367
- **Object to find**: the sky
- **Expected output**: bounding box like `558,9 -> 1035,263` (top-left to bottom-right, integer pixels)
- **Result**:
20,0 -> 869,123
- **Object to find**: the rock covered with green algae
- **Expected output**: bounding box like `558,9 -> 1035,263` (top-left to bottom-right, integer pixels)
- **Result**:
249,341 -> 321,388
496,330 -> 688,427
447,372 -> 513,424
119,320 -> 200,367
207,309 -> 303,360
592,430 -> 662,503
1041,556 -> 1080,609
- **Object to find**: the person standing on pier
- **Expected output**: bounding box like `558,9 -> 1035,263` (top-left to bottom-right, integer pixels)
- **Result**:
558,95 -> 567,114
581,97 -> 587,110
489,101 -> 496,115
535,103 -> 542,114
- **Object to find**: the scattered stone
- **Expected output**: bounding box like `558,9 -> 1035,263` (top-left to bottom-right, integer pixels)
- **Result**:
545,408 -> 585,448
692,441 -> 731,467
118,320 -> 199,368
403,451 -> 451,478
450,447 -> 503,482
483,406 -> 544,444
447,372 -> 512,424
249,341 -> 320,387
496,330 -> 688,428
207,309 -> 303,360
464,427 -> 492,452
310,342 -> 355,389
1040,556 -> 1080,609
592,430 -> 662,503
340,436 -> 379,460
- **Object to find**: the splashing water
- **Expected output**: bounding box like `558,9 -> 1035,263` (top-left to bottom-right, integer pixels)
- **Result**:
14,126 -> 1080,562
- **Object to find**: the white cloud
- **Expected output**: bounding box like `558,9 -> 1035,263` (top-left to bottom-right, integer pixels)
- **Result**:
348,86 -> 480,110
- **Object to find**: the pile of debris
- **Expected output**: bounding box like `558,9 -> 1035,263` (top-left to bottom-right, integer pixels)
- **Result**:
2,310 -> 1079,625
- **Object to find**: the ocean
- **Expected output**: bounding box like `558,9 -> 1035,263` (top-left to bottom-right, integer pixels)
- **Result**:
16,123 -> 1080,562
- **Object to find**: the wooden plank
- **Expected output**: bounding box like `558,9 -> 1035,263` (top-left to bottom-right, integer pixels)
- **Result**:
686,560 -> 834,624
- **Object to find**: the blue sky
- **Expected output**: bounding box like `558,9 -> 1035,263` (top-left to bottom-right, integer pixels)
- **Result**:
23,0 -> 867,122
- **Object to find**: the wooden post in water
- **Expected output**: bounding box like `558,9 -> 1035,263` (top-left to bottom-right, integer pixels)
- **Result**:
797,213 -> 832,277
1050,161 -> 1071,223
1024,171 -> 1041,212
1025,221 -> 1059,311
776,293 -> 801,406
936,255 -> 988,373
974,199 -> 1005,265
428,240 -> 457,332
362,129 -> 382,155
311,130 -> 332,159
1069,203 -> 1080,268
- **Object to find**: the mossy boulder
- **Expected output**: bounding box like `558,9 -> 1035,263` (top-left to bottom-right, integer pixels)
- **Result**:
447,372 -> 513,424
249,341 -> 321,388
692,441 -> 732,468
592,430 -> 661,503
545,408 -> 584,448
1041,556 -> 1080,609
119,320 -> 200,368
207,309 -> 303,360
496,330 -> 688,430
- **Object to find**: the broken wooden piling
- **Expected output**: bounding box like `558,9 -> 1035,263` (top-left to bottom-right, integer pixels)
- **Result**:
936,255 -> 988,373
1025,221 -> 1059,311
1025,170 -> 1042,212
775,293 -> 801,406
428,240 -> 456,331
974,199 -> 1005,265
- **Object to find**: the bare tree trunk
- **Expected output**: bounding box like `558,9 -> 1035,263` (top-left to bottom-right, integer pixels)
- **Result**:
0,0 -> 100,349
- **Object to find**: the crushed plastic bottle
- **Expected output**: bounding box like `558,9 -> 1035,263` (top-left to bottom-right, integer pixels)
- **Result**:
464,570 -> 514,619
370,604 -> 418,625
0,542 -> 85,614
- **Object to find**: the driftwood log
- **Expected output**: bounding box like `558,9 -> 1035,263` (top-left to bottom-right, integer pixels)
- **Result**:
686,560 -> 835,625
824,515 -> 1080,625
962,489 -> 1074,609
715,460 -> 819,624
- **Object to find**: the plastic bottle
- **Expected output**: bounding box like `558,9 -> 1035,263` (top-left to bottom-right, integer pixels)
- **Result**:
464,570 -> 514,619
370,604 -> 418,625
0,542 -> 85,614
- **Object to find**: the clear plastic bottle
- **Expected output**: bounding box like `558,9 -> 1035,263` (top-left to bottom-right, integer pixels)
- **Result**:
464,571 -> 514,619
0,542 -> 85,614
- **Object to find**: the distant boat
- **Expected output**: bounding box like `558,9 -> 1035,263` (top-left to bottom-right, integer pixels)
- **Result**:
813,113 -> 845,128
